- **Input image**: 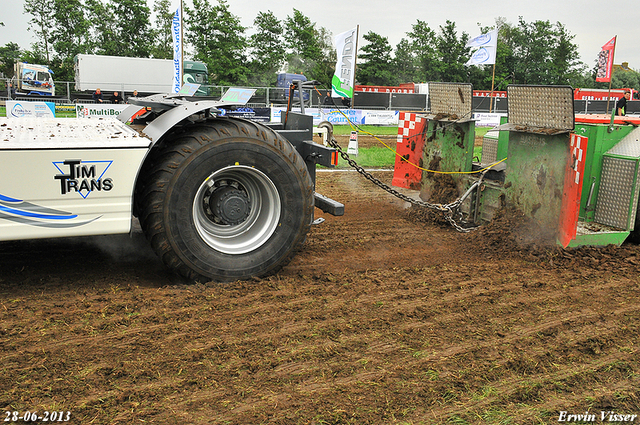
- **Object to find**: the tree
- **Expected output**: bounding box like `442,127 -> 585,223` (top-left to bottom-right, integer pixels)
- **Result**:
283,9 -> 322,75
110,0 -> 153,57
186,0 -> 248,85
312,26 -> 336,88
549,22 -> 585,86
87,0 -> 153,57
24,0 -> 55,62
149,0 -> 174,59
393,38 -> 417,84
356,31 -> 395,86
611,68 -> 640,92
406,20 -> 438,82
280,9 -> 334,87
248,11 -> 285,86
435,20 -> 469,83
86,0 -> 118,55
48,0 -> 93,80
0,42 -> 22,78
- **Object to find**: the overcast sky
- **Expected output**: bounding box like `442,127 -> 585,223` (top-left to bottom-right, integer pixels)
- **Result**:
2,0 -> 639,74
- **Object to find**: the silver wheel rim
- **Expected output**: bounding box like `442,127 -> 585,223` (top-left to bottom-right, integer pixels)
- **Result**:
193,165 -> 281,255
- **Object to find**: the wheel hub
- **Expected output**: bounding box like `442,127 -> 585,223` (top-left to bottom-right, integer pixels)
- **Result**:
209,186 -> 251,225
194,165 -> 281,255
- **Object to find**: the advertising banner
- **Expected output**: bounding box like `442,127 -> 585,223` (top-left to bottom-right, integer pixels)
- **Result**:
331,27 -> 359,99
472,112 -> 506,127
270,107 -> 399,126
359,110 -> 399,125
76,104 -> 130,119
6,101 -> 56,118
223,107 -> 271,123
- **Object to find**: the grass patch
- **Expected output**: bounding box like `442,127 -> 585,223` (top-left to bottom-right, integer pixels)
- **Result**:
332,146 -> 397,169
332,124 -> 399,136
475,127 -> 492,138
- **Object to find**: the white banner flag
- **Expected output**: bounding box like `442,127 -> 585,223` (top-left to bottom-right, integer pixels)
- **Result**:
172,8 -> 182,93
331,27 -> 358,99
466,29 -> 498,66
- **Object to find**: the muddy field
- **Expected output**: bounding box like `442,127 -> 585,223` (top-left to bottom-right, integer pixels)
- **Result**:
1,170 -> 639,424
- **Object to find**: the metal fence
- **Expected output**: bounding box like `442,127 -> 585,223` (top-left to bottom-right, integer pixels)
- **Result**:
2,78 -> 639,114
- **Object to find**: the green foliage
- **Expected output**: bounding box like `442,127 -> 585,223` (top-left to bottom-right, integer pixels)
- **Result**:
406,20 -> 438,82
149,0 -> 174,59
282,8 -> 334,87
356,31 -> 395,86
611,68 -> 640,92
499,18 -> 586,86
186,0 -> 248,86
435,20 -> 469,83
248,11 -> 285,86
24,0 -> 55,62
393,39 -> 417,84
284,9 -> 322,72
0,43 -> 22,78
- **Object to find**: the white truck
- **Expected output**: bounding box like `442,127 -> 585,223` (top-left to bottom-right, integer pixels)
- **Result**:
74,54 -> 210,96
0,87 -> 343,282
12,62 -> 55,96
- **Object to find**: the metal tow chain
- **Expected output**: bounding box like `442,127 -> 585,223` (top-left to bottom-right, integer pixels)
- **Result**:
327,137 -> 480,233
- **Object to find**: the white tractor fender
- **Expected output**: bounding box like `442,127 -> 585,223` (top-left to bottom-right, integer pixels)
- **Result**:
118,100 -> 224,143
142,101 -> 224,142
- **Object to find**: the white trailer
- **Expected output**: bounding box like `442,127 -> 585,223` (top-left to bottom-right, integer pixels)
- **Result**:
74,54 -> 209,95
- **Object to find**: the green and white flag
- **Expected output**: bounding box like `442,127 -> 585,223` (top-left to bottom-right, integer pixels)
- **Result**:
331,27 -> 359,99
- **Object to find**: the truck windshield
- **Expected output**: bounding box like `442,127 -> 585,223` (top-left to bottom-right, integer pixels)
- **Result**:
193,72 -> 208,84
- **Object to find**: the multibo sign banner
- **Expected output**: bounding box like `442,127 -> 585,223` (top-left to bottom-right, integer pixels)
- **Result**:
75,104 -> 129,118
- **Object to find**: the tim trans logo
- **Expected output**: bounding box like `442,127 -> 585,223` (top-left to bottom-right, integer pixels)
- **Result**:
53,159 -> 114,198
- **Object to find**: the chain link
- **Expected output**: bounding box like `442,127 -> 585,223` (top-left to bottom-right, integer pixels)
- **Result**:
327,137 -> 479,233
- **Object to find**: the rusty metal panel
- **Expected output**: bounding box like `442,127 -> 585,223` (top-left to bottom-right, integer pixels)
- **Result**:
428,82 -> 473,118
505,85 -> 574,132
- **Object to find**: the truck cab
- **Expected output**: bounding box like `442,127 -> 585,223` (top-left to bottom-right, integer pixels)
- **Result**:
13,62 -> 55,96
275,73 -> 309,105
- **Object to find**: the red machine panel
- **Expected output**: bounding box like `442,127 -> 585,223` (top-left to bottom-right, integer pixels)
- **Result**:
558,133 -> 588,247
392,112 -> 427,190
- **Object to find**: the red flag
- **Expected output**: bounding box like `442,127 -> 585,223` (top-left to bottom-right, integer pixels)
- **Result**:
596,36 -> 616,82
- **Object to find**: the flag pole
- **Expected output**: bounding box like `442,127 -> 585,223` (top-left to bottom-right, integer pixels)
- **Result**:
489,26 -> 500,113
351,25 -> 360,107
489,62 -> 496,113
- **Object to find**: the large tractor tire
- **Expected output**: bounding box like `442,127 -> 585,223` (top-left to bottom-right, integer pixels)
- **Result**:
137,117 -> 314,282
